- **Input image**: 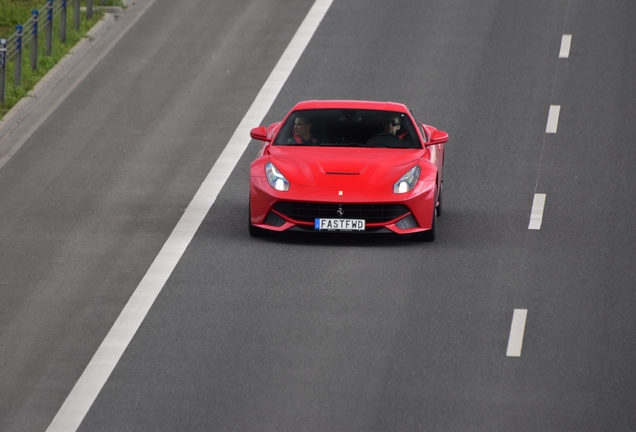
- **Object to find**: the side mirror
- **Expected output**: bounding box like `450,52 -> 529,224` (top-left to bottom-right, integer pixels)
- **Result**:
250,126 -> 271,142
428,129 -> 448,145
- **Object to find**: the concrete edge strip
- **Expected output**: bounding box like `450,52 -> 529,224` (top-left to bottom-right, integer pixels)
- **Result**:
45,1 -> 334,431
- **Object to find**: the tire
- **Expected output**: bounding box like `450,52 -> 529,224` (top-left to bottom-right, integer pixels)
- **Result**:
436,185 -> 442,217
412,206 -> 437,242
248,205 -> 265,237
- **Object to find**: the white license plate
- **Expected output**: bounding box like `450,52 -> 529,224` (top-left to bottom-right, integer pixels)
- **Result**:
314,218 -> 365,231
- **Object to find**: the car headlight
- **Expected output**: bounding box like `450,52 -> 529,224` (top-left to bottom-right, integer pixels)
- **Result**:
394,165 -> 421,194
265,162 -> 289,191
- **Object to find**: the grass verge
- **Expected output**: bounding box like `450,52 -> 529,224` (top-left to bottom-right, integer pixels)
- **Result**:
1,0 -> 124,118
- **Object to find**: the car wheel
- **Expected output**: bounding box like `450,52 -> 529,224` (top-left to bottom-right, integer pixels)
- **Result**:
248,205 -> 265,237
436,185 -> 443,217
412,206 -> 437,242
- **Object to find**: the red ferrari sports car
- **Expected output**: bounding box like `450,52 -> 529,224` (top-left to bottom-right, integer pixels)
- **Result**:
248,100 -> 448,241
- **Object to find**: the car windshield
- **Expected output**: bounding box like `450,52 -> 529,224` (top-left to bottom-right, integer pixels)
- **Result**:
273,109 -> 422,149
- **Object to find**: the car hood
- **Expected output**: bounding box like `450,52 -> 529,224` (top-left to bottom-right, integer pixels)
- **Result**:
267,146 -> 427,188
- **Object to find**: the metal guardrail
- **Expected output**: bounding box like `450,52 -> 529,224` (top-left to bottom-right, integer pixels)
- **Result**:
0,0 -> 109,105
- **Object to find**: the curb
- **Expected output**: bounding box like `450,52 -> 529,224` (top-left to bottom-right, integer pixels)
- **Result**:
0,3 -> 128,141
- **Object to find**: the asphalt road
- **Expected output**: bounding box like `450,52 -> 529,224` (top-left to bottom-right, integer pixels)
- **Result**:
0,0 -> 635,431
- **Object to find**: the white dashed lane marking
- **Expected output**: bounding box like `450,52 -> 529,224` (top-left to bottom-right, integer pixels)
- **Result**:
507,309 -> 528,357
528,193 -> 546,230
559,34 -> 572,58
546,105 -> 561,133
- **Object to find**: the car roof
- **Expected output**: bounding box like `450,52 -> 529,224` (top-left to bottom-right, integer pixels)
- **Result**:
290,100 -> 411,113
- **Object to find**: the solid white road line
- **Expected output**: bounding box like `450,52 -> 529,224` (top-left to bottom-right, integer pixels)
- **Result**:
45,1 -> 334,431
528,193 -> 546,230
546,105 -> 561,133
507,309 -> 528,357
559,34 -> 572,58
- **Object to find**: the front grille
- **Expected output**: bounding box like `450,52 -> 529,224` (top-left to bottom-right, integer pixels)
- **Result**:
273,202 -> 409,223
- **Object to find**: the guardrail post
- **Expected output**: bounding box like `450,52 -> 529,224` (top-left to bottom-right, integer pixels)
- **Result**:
0,39 -> 6,105
14,25 -> 23,86
46,0 -> 54,56
31,10 -> 39,71
60,0 -> 67,43
74,0 -> 80,30
87,0 -> 93,20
